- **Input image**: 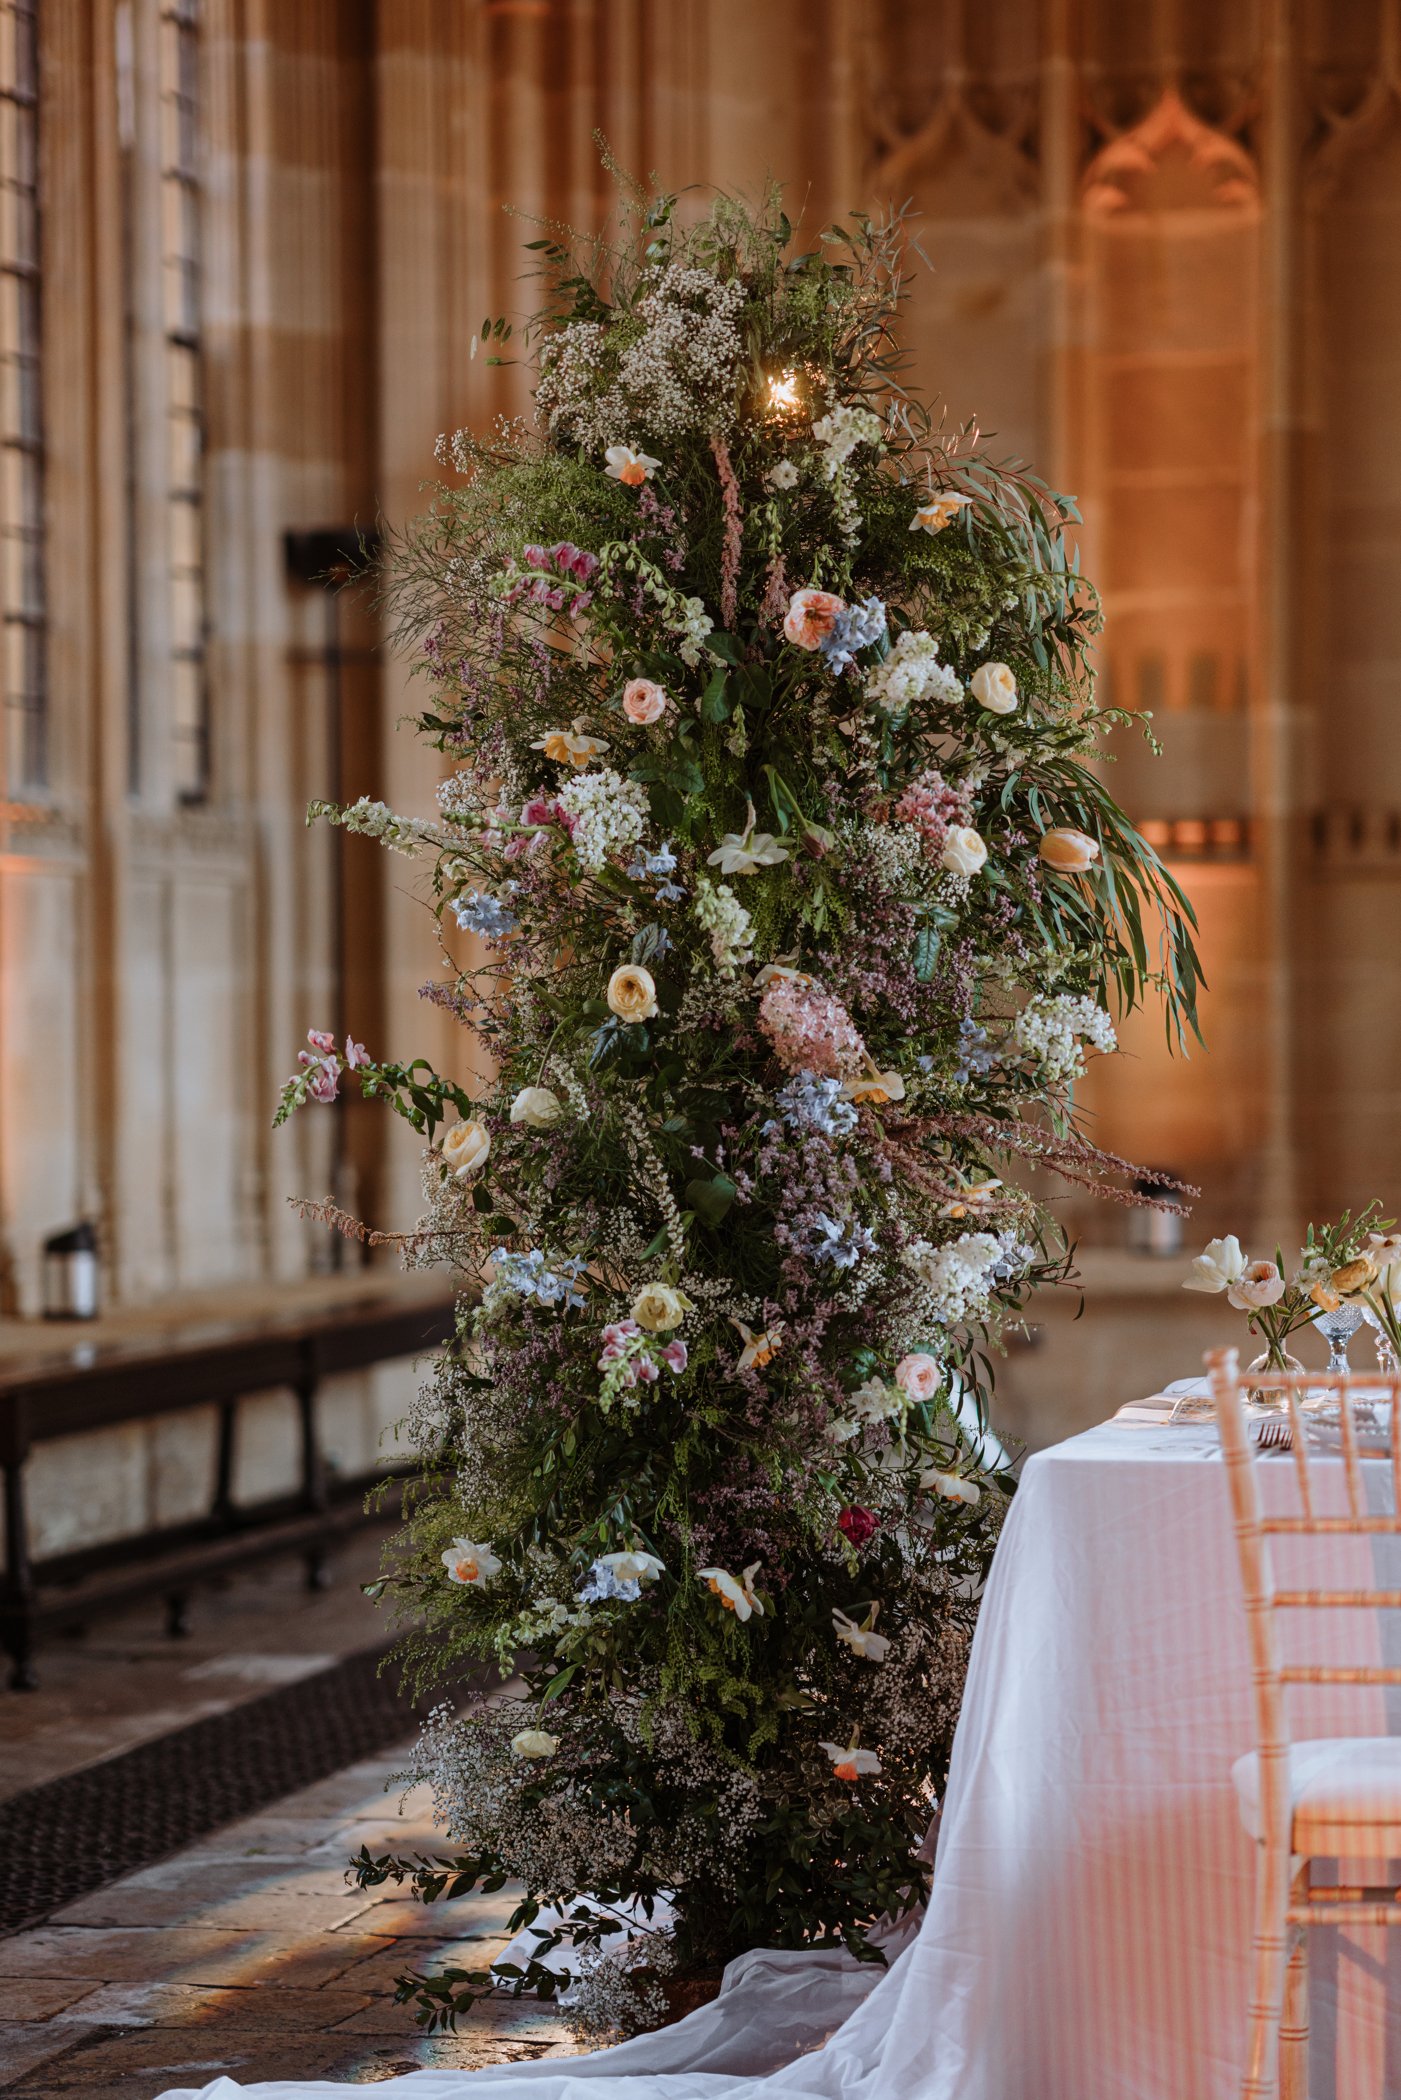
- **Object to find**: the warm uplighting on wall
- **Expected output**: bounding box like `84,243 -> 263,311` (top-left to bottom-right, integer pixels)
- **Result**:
1138,816 -> 1249,860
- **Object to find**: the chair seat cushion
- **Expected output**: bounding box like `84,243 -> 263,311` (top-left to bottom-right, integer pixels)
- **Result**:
1233,1738 -> 1401,1856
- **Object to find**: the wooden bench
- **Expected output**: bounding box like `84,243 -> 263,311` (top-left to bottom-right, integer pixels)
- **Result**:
0,1286 -> 456,1689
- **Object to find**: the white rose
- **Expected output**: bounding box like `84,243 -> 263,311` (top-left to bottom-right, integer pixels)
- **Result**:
1182,1235 -> 1248,1295
441,1119 -> 491,1179
630,1281 -> 686,1333
510,1086 -> 564,1129
940,826 -> 988,877
970,662 -> 1018,715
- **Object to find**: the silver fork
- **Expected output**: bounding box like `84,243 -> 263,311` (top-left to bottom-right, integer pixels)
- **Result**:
1254,1417 -> 1293,1452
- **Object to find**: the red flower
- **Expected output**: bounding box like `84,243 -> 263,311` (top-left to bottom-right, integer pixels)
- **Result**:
837,1506 -> 877,1547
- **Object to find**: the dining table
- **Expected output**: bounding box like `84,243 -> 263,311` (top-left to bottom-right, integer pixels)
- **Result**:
900,1379 -> 1401,2099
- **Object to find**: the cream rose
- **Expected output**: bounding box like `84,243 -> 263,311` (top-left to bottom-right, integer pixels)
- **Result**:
509,1086 -> 563,1129
1039,828 -> 1100,874
1227,1259 -> 1286,1312
606,963 -> 659,1023
510,1729 -> 560,1760
631,1281 -> 686,1333
941,825 -> 988,877
622,678 -> 669,726
970,662 -> 1018,715
441,1119 -> 491,1179
783,588 -> 846,651
895,1352 -> 942,1404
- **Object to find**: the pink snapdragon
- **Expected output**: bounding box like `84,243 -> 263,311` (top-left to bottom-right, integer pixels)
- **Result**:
660,1339 -> 688,1373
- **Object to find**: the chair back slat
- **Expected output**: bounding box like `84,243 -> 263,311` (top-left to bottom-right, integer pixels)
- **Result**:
1207,1347 -> 1401,1862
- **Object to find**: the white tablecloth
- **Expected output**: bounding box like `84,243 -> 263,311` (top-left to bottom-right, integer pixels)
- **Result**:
165,1411 -> 1401,2100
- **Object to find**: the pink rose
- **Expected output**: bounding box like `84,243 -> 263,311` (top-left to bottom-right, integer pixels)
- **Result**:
622,678 -> 669,726
895,1352 -> 942,1404
783,588 -> 846,652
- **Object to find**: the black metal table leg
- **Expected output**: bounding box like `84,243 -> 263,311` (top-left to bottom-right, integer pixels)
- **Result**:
2,1458 -> 38,1690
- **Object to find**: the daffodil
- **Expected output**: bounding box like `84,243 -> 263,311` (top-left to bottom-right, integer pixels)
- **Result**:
730,1318 -> 784,1370
708,802 -> 790,877
842,1066 -> 906,1106
910,492 -> 970,535
596,1549 -> 665,1585
532,723 -> 609,769
919,1467 -> 981,1507
604,444 -> 661,486
820,1738 -> 882,1779
697,1561 -> 763,1621
832,1605 -> 890,1663
441,1537 -> 502,1587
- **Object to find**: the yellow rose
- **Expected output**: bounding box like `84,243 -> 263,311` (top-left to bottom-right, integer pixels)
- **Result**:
1038,828 -> 1100,875
606,964 -> 658,1023
631,1281 -> 686,1333
441,1119 -> 491,1179
969,662 -> 1018,715
1330,1256 -> 1378,1300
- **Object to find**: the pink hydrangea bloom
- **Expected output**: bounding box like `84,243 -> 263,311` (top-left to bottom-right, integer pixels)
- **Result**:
758,977 -> 866,1079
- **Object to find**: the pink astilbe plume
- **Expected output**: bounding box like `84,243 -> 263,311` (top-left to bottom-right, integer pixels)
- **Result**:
758,977 -> 866,1078
894,768 -> 968,864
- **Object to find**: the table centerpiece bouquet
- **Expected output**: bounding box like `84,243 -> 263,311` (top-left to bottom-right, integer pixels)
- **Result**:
277,171 -> 1200,2039
1184,1204 -> 1400,1378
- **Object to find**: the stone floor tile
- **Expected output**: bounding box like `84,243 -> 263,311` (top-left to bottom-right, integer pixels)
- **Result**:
327,1936 -> 514,1996
47,1889 -> 375,1932
0,2025 -> 84,2092
342,1891 -> 524,1938
48,1982 -> 375,2032
0,1926 -> 394,1990
0,1987 -> 95,2025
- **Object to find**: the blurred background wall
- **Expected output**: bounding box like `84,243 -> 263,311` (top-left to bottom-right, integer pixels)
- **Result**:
1,0 -> 1397,1444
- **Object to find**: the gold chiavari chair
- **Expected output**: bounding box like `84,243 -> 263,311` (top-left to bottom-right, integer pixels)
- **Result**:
1209,1344 -> 1401,2100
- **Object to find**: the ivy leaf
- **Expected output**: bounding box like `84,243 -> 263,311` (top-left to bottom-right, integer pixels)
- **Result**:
685,1173 -> 737,1227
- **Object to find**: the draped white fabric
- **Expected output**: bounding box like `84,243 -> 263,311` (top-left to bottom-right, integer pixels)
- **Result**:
161,1409 -> 1401,2100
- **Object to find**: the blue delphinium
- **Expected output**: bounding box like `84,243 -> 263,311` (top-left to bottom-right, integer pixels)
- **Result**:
820,595 -> 887,676
490,1247 -> 588,1311
451,887 -> 519,941
953,1018 -> 997,1086
800,1211 -> 878,1270
767,1072 -> 859,1138
628,839 -> 686,904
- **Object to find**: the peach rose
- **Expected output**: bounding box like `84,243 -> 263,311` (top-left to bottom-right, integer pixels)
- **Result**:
1226,1260 -> 1285,1312
441,1119 -> 491,1179
895,1352 -> 942,1404
1038,828 -> 1100,874
783,588 -> 846,651
606,963 -> 658,1023
622,678 -> 669,726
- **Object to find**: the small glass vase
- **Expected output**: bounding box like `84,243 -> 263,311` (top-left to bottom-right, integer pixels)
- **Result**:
1246,1346 -> 1305,1413
1363,1304 -> 1399,1375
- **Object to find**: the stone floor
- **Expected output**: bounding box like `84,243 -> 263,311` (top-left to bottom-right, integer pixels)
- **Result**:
0,1749 -> 579,2094
2,1528 -> 401,1796
0,1540 -> 578,2091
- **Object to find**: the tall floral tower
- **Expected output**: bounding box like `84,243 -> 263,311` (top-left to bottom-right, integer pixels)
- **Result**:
281,178 -> 1197,2034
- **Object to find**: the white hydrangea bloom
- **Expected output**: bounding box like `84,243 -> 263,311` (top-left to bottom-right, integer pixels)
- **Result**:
865,630 -> 964,715
1009,993 -> 1117,1088
557,768 -> 650,872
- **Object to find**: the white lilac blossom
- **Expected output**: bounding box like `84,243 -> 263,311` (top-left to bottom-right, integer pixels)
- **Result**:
905,1230 -> 1032,1326
864,629 -> 964,715
1008,993 -> 1117,1088
451,888 -> 519,940
819,595 -> 887,676
556,768 -> 650,872
768,1072 -> 859,1137
691,876 -> 754,976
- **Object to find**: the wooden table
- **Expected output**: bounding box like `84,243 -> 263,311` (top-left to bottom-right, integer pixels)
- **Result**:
0,1282 -> 456,1688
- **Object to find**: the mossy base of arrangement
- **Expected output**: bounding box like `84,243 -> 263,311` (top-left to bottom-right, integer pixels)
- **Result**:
278,171 -> 1200,2042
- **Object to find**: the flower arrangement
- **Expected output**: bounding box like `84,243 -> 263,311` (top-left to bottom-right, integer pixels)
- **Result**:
279,175 -> 1200,2039
1183,1206 -> 1396,1370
